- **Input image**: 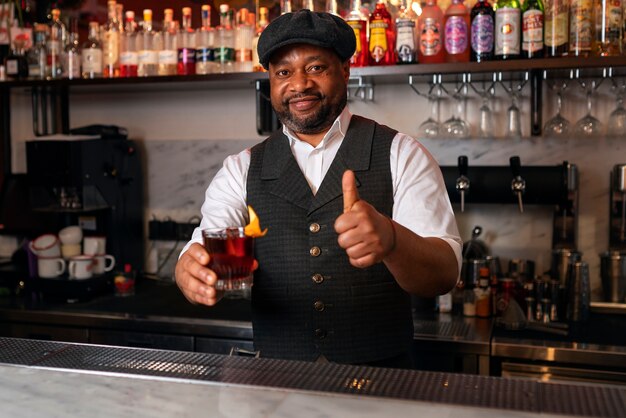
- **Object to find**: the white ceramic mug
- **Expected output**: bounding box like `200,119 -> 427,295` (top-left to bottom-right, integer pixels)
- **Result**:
59,225 -> 83,245
68,255 -> 95,280
93,254 -> 116,274
61,243 -> 81,259
37,256 -> 66,278
30,234 -> 61,258
83,236 -> 106,256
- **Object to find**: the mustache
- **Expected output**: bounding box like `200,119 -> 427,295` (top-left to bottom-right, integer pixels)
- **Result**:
283,92 -> 323,105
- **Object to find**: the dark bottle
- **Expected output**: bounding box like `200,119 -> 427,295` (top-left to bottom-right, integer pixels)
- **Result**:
470,0 -> 495,61
4,39 -> 29,80
522,0 -> 544,58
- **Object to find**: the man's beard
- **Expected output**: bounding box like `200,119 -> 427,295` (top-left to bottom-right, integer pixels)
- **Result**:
273,91 -> 347,135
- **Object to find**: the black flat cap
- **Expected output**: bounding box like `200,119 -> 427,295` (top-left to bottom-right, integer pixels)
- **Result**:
257,10 -> 356,70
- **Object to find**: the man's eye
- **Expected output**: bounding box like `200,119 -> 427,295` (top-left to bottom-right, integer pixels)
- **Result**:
308,65 -> 324,72
275,69 -> 290,77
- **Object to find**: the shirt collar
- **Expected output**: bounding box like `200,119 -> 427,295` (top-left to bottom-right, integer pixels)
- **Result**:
283,106 -> 353,149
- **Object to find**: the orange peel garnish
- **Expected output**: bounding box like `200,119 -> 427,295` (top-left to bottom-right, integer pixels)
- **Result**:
244,205 -> 267,237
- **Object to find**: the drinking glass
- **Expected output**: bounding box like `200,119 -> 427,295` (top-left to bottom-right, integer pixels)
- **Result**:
505,93 -> 522,139
417,83 -> 442,139
608,79 -> 626,137
544,80 -> 571,137
471,76 -> 496,138
442,81 -> 470,138
574,79 -> 603,137
202,227 -> 255,296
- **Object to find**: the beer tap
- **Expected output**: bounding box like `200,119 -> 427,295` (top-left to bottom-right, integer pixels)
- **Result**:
510,156 -> 526,213
456,155 -> 470,212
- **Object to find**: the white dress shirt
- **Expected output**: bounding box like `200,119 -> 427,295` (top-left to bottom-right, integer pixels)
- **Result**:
182,107 -> 463,274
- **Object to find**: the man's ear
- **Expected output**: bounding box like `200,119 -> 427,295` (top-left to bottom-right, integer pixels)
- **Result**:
342,60 -> 351,83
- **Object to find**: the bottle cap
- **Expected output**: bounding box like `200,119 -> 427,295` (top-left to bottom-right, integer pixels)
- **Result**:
143,9 -> 152,19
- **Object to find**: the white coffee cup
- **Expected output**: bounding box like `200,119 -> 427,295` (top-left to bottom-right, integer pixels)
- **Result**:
93,254 -> 116,274
83,236 -> 106,256
37,256 -> 66,278
30,234 -> 61,258
59,226 -> 83,245
68,255 -> 95,280
61,243 -> 81,259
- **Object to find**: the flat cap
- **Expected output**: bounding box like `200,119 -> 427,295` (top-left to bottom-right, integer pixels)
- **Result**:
257,10 -> 356,70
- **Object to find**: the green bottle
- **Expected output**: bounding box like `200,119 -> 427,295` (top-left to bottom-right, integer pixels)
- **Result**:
522,0 -> 544,58
495,0 -> 522,59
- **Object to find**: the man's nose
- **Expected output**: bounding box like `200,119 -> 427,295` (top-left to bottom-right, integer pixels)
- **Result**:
290,71 -> 313,91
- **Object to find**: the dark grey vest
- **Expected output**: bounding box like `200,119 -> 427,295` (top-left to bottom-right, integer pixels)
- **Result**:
246,115 -> 413,364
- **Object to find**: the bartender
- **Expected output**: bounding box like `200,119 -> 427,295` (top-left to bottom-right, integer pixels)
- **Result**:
175,10 -> 462,368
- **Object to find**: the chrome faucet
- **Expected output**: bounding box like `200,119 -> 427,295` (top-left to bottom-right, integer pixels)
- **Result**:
510,156 -> 526,213
456,155 -> 470,212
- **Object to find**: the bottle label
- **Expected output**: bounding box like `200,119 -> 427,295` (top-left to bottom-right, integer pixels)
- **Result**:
522,9 -> 544,52
607,2 -> 623,41
119,51 -> 138,65
348,20 -> 365,54
419,17 -> 442,56
369,19 -> 389,61
6,59 -> 18,75
102,32 -> 119,65
235,49 -> 253,62
495,7 -> 521,56
545,0 -> 569,47
82,49 -> 103,72
196,47 -> 215,63
570,0 -> 593,52
178,48 -> 197,64
138,50 -> 158,65
215,47 -> 235,63
471,14 -> 494,53
66,53 -> 81,78
445,16 -> 469,54
158,50 -> 177,65
396,18 -> 417,62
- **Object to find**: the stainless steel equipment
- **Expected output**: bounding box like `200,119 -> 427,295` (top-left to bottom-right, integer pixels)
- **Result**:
600,251 -> 626,303
610,164 -> 626,250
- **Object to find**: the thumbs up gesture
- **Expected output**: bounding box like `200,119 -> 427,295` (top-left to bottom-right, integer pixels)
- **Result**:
334,170 -> 396,268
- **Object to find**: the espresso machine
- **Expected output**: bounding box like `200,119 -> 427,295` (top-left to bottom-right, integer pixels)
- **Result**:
25,138 -> 144,273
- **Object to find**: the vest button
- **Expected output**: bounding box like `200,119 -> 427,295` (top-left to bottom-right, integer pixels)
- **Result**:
309,246 -> 321,257
314,300 -> 325,311
311,273 -> 324,284
309,223 -> 321,233
315,328 -> 326,339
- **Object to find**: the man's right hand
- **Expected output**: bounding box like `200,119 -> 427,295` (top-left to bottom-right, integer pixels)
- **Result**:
174,243 -> 223,306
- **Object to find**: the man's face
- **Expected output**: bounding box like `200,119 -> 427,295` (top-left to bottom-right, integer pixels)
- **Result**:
268,44 -> 350,136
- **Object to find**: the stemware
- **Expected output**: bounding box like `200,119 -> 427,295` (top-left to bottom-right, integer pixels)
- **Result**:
574,78 -> 603,137
499,73 -> 527,139
543,78 -> 571,137
441,78 -> 470,138
471,74 -> 496,138
417,82 -> 443,139
607,78 -> 626,137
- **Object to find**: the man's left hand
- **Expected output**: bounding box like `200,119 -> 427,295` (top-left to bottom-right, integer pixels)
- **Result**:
334,170 -> 396,268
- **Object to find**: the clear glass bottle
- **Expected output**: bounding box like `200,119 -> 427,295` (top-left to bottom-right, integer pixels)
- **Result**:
369,0 -> 396,65
444,0 -> 470,62
346,0 -> 369,67
103,0 -> 120,78
158,8 -> 178,76
177,7 -> 196,75
594,0 -> 623,56
28,24 -> 48,79
216,4 -> 235,74
196,5 -> 216,74
63,19 -> 80,79
395,0 -> 418,64
252,6 -> 269,71
235,8 -> 254,72
281,0 -> 293,14
138,9 -> 158,76
522,0 -> 544,58
471,0 -> 495,62
569,0 -> 593,57
495,0 -> 521,59
544,0 -> 569,56
47,8 -> 65,79
302,0 -> 315,10
418,0 -> 445,63
119,10 -> 138,77
82,21 -> 102,79
326,0 -> 340,15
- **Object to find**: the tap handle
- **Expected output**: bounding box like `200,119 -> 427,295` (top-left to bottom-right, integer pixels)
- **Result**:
510,156 -> 525,213
458,155 -> 468,177
510,156 -> 522,178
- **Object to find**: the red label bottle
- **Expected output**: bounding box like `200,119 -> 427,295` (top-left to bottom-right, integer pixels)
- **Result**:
368,0 -> 396,65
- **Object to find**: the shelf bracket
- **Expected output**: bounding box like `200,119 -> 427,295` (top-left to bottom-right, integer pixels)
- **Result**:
347,76 -> 374,102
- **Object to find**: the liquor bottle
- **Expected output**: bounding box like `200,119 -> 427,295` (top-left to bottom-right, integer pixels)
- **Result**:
444,0 -> 470,62
470,0 -> 495,62
119,11 -> 138,77
569,0 -> 593,57
418,0 -> 445,63
544,0 -> 569,56
326,0 -> 341,15
346,0 -> 369,67
138,9 -> 158,77
177,7 -> 196,75
475,267 -> 492,318
522,0 -> 544,58
103,0 -> 120,78
594,0 -> 623,56
252,6 -> 269,71
395,0 -> 418,64
303,0 -> 315,11
4,38 -> 29,80
235,8 -> 254,72
216,4 -> 235,73
369,0 -> 396,65
46,8 -> 65,79
281,0 -> 293,14
158,8 -> 177,76
63,19 -> 80,79
27,24 -> 48,79
196,5 -> 216,74
494,0 -> 521,59
82,22 -> 102,79
116,3 -> 125,32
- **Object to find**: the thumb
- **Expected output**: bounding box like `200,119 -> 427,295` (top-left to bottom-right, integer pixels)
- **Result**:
342,169 -> 360,213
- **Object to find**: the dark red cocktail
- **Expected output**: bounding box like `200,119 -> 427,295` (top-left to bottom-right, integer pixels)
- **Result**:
202,227 -> 255,291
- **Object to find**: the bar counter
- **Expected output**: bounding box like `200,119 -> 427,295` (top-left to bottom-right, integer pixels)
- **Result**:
1,337 -> 625,418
